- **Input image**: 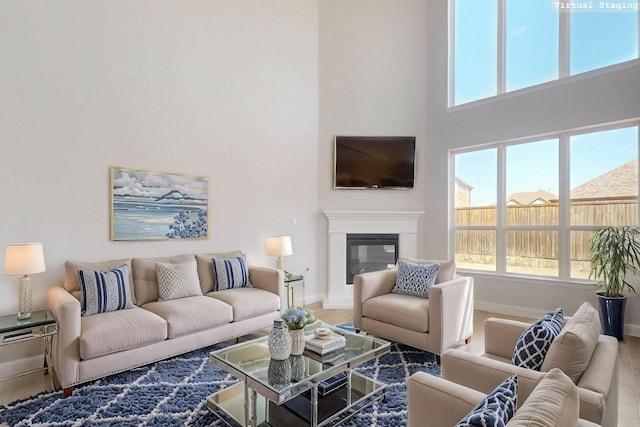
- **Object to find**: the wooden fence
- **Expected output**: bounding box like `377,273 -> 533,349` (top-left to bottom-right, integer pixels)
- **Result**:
455,200 -> 638,263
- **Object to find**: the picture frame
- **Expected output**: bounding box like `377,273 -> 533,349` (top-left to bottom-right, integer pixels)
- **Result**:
110,166 -> 209,241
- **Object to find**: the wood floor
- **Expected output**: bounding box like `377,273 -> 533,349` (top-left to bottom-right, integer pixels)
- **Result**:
1,304 -> 638,426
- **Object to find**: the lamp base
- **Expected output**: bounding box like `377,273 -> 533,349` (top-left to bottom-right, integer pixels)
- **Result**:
17,275 -> 32,321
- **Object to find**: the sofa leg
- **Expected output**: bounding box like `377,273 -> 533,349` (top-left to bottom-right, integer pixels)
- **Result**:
63,387 -> 73,397
435,354 -> 441,364
465,337 -> 472,345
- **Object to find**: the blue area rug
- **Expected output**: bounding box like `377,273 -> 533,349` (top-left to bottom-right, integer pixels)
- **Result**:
0,341 -> 440,426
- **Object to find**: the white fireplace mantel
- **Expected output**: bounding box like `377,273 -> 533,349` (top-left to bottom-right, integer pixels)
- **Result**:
323,210 -> 425,309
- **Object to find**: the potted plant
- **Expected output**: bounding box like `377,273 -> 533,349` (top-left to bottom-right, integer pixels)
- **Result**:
589,226 -> 640,340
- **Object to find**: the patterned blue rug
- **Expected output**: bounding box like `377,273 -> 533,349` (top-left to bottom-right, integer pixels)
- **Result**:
0,341 -> 440,426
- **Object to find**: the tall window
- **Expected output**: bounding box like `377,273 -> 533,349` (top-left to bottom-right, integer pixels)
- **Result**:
451,0 -> 639,106
452,123 -> 639,280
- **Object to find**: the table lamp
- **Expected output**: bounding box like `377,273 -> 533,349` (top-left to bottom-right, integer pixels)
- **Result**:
266,235 -> 293,271
4,243 -> 46,320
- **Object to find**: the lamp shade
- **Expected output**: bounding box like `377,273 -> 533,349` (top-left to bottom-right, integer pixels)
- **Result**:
266,236 -> 293,257
5,243 -> 46,276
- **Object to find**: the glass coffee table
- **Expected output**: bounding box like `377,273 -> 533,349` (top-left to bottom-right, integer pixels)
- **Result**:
208,323 -> 390,427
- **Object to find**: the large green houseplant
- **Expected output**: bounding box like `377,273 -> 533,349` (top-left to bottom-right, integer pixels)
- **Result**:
589,226 -> 640,340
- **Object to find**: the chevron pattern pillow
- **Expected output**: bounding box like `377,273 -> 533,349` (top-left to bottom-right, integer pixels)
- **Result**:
456,375 -> 518,427
512,307 -> 564,370
392,258 -> 440,298
78,264 -> 134,316
212,254 -> 252,291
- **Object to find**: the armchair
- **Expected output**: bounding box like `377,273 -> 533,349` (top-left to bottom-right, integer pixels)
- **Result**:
353,259 -> 473,361
441,302 -> 618,427
408,368 -> 600,426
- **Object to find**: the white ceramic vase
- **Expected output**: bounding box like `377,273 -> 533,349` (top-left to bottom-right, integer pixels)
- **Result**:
289,329 -> 305,356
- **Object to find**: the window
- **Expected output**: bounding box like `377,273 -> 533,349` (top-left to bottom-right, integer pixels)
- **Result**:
451,0 -> 639,105
452,123 -> 639,280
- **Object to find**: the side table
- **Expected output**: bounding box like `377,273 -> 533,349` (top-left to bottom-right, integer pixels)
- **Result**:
284,272 -> 304,309
0,309 -> 58,390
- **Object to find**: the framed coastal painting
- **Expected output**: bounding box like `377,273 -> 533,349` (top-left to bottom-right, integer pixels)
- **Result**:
110,166 -> 209,241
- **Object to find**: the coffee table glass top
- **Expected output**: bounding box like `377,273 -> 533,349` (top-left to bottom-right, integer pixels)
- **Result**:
210,323 -> 390,404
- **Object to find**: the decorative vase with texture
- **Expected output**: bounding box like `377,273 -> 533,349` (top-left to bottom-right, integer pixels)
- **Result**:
268,358 -> 292,387
268,319 -> 292,360
290,329 -> 305,355
290,354 -> 305,381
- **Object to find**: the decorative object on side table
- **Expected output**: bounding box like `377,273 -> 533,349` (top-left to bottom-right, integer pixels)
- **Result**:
290,354 -> 305,381
4,243 -> 46,320
589,225 -> 640,340
268,319 -> 292,360
266,235 -> 293,270
281,307 -> 316,355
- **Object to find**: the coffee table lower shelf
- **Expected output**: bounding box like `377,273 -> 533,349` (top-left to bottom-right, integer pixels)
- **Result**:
207,371 -> 386,427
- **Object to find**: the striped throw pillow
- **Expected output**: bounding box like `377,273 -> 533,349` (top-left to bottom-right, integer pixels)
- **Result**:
78,264 -> 134,316
212,255 -> 252,291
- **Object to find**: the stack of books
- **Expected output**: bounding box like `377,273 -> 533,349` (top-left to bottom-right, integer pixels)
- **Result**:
304,332 -> 346,355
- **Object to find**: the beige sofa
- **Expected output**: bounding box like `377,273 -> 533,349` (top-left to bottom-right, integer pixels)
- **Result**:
353,259 -> 474,360
408,368 -> 600,426
47,251 -> 286,396
441,302 -> 618,427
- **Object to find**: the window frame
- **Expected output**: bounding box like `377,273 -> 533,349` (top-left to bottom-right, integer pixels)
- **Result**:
449,120 -> 640,282
448,0 -> 640,108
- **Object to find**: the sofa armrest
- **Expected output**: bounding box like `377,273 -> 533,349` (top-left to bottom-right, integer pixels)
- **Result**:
428,276 -> 474,354
484,318 -> 530,359
352,269 -> 397,329
47,286 -> 81,390
249,266 -> 286,312
442,348 -> 547,404
408,371 -> 484,427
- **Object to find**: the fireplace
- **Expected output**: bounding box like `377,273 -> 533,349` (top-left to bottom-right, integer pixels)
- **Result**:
346,234 -> 398,284
323,210 -> 424,308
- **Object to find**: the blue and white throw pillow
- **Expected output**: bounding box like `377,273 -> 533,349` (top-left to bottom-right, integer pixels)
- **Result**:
78,264 -> 134,316
391,258 -> 440,298
512,307 -> 564,370
212,254 -> 252,291
455,375 -> 518,427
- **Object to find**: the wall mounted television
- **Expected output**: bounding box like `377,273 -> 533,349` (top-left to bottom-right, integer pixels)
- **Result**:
333,136 -> 416,189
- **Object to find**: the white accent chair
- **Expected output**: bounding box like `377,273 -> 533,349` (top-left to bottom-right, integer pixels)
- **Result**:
352,259 -> 474,362
408,368 -> 601,426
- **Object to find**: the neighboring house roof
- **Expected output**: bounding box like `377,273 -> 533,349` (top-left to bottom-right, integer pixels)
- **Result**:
571,158 -> 638,200
506,189 -> 558,205
455,176 -> 474,191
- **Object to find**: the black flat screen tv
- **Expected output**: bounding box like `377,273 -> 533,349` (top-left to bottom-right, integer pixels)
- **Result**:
334,136 -> 416,189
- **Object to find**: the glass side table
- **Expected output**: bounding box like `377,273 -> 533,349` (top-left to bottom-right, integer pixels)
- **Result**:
284,272 -> 304,309
0,309 -> 58,390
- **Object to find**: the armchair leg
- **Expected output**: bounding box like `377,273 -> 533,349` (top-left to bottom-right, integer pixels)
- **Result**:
465,337 -> 472,345
435,354 -> 441,364
63,387 -> 74,397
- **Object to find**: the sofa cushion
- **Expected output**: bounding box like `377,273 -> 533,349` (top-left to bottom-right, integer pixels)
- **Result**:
142,296 -> 233,338
392,258 -> 440,298
79,306 -> 167,360
404,257 -> 456,283
156,260 -> 202,301
509,368 -> 579,427
212,254 -> 252,291
65,258 -> 134,303
132,254 -> 195,305
207,287 -> 280,322
541,302 -> 601,383
512,307 -> 564,370
195,251 -> 243,293
456,374 -> 518,427
78,264 -> 135,316
363,293 -> 429,332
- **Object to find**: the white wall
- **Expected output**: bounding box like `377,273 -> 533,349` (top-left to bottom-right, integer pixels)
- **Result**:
317,0 -> 430,301
424,0 -> 640,334
0,0 -> 319,365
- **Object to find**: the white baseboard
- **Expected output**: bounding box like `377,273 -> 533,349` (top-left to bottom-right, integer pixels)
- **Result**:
476,301 -> 640,338
0,354 -> 44,380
